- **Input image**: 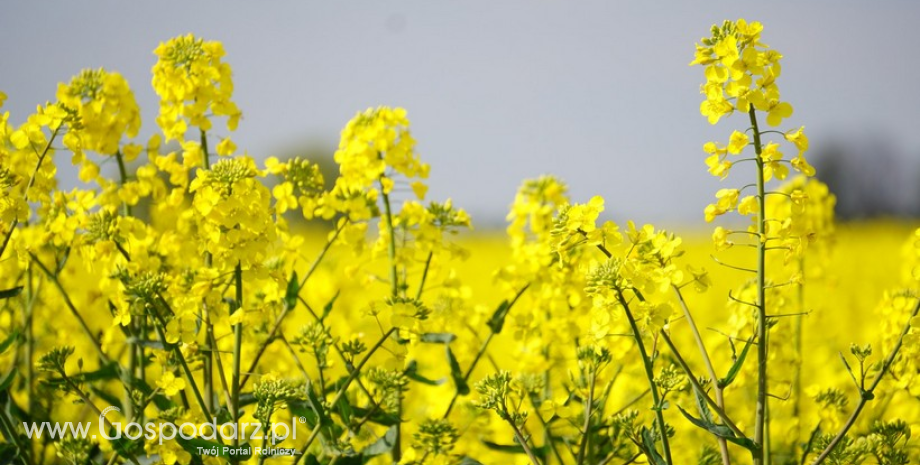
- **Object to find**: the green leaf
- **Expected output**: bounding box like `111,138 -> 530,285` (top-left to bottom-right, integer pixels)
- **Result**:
284,272 -> 299,311
47,363 -> 120,386
0,443 -> 17,463
361,425 -> 397,457
322,290 -> 341,320
640,427 -> 667,465
350,406 -> 400,427
0,330 -> 19,355
288,400 -> 318,429
405,360 -> 447,386
126,338 -> 165,350
481,440 -> 547,458
0,368 -> 16,392
676,405 -> 757,451
90,385 -> 122,410
692,385 -> 714,425
0,287 -> 23,300
419,333 -> 456,344
306,390 -> 331,428
446,345 -> 470,395
487,300 -> 511,334
337,391 -> 354,426
719,337 -> 752,388
457,458 -> 485,465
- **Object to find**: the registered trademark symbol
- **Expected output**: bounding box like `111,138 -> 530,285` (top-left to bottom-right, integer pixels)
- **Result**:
298,416 -> 307,424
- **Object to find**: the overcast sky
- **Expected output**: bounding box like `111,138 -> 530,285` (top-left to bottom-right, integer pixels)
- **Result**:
2,1 -> 918,227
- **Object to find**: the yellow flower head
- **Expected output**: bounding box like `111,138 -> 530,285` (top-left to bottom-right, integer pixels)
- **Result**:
56,68 -> 141,156
152,34 -> 241,140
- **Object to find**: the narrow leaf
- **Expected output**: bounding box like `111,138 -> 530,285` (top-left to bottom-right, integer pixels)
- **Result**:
677,405 -> 757,451
0,330 -> 19,354
420,333 -> 456,344
0,287 -> 23,300
487,300 -> 511,334
640,427 -> 667,465
0,368 -> 16,392
692,385 -> 714,425
350,406 -> 400,427
322,290 -> 341,320
361,425 -> 398,457
446,344 -> 470,395
284,272 -> 299,311
719,337 -> 752,388
405,360 -> 447,386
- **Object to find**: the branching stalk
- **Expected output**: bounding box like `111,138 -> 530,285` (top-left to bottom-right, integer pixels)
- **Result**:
811,297 -> 920,464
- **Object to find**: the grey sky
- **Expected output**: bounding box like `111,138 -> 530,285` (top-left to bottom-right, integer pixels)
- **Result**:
2,1 -> 918,227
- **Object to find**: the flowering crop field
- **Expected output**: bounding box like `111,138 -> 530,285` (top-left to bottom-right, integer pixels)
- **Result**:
1,19 -> 919,465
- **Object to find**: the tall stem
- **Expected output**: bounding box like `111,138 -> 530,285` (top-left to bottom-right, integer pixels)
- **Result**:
509,414 -> 542,465
576,366 -> 597,464
231,263 -> 243,456
378,178 -> 401,461
592,240 -> 672,463
379,179 -> 399,298
114,150 -> 132,217
114,149 -> 136,421
673,286 -> 732,465
200,128 -> 215,413
615,290 -> 673,464
748,107 -> 768,465
792,257 -> 805,448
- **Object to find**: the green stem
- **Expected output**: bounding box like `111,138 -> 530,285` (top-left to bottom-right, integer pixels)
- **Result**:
614,290 -> 673,465
416,251 -> 433,300
811,297 -> 920,464
294,327 -> 397,461
442,284 -> 530,417
748,106 -> 768,465
114,150 -> 132,217
208,329 -> 234,411
0,127 -> 60,261
379,179 -> 399,298
591,240 -> 672,463
200,129 -> 210,170
113,149 -> 136,421
199,128 -> 215,414
576,366 -> 597,464
659,331 -> 745,438
673,286 -> 732,465
508,414 -> 542,465
378,178 -> 401,461
240,221 -> 346,389
60,373 -> 142,465
792,257 -> 805,446
24,265 -> 39,418
153,322 -> 213,422
28,251 -> 109,363
232,263 -> 243,456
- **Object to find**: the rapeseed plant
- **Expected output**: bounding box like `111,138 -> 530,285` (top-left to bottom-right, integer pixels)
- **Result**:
0,21 -> 917,465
